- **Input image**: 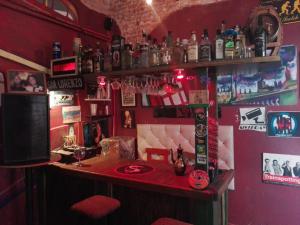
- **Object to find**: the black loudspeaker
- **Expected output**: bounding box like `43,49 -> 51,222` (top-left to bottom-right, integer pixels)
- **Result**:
104,17 -> 113,31
0,94 -> 50,165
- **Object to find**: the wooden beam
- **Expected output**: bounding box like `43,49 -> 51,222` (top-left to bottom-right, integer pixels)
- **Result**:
0,49 -> 50,74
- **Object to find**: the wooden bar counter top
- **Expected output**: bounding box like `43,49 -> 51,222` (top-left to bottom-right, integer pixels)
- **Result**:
49,151 -> 233,201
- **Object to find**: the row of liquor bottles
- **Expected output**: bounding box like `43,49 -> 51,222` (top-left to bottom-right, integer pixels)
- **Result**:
74,17 -> 267,73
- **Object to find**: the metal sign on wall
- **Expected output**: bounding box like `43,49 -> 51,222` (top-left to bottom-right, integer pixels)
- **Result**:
261,0 -> 300,23
47,76 -> 84,91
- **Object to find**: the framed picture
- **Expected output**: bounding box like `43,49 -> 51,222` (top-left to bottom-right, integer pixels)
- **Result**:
189,90 -> 209,104
267,111 -> 300,137
62,106 -> 81,124
6,70 -> 46,94
262,152 -> 300,187
120,109 -> 136,129
121,89 -> 136,107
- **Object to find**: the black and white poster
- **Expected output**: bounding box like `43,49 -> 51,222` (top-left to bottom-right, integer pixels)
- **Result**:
263,152 -> 300,187
239,107 -> 266,132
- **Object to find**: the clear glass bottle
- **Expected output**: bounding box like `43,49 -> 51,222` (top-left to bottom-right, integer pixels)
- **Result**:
172,37 -> 183,64
187,31 -> 198,63
215,29 -> 224,60
199,29 -> 212,61
94,42 -> 102,73
123,44 -> 133,70
149,38 -> 160,67
104,45 -> 112,72
160,38 -> 171,65
86,48 -> 94,73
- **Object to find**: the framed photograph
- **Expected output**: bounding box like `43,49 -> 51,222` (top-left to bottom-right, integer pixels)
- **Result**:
262,152 -> 300,187
120,109 -> 136,129
6,70 -> 46,94
267,111 -> 300,137
189,90 -> 209,104
62,106 -> 81,124
121,90 -> 136,107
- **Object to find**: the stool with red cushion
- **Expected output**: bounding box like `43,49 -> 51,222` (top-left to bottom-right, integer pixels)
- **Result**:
151,217 -> 192,225
70,195 -> 120,224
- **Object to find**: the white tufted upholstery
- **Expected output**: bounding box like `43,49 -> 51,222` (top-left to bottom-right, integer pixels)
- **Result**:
137,124 -> 195,161
217,125 -> 234,190
137,124 -> 235,189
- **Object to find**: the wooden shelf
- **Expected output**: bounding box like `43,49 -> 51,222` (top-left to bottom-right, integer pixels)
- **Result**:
82,56 -> 280,84
102,56 -> 280,77
84,98 -> 111,102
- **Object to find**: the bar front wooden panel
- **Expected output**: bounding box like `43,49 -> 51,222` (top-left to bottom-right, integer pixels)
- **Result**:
46,155 -> 233,225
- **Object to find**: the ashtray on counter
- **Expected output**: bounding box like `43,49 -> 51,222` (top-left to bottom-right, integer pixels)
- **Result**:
116,164 -> 153,175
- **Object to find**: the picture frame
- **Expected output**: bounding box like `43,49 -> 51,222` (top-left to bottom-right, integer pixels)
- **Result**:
62,106 -> 81,124
262,152 -> 300,187
6,70 -> 46,94
120,109 -> 136,129
121,89 -> 136,107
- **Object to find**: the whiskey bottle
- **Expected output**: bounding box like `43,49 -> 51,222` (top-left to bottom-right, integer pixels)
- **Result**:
187,31 -> 198,63
215,29 -> 224,60
199,29 -> 212,61
94,42 -> 102,73
254,16 -> 267,57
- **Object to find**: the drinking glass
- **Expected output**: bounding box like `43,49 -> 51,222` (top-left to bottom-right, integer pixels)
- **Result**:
73,146 -> 86,167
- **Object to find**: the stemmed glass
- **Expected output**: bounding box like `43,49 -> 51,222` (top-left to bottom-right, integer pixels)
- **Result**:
73,146 -> 86,167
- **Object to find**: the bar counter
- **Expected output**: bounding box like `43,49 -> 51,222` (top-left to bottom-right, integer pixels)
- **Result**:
47,151 -> 234,225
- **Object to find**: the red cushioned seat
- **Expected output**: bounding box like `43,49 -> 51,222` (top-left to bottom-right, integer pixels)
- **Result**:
151,217 -> 192,225
70,195 -> 120,220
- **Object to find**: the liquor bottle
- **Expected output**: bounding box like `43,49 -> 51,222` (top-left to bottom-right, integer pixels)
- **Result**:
81,47 -> 87,73
187,31 -> 198,63
215,29 -> 224,60
111,35 -> 125,70
255,16 -> 267,57
86,48 -> 94,73
224,31 -> 235,59
172,37 -> 183,64
94,42 -> 102,73
182,39 -> 189,63
199,29 -> 212,61
77,44 -> 83,74
104,44 -> 112,72
221,20 -> 226,36
234,26 -> 245,59
160,37 -> 171,65
149,38 -> 160,67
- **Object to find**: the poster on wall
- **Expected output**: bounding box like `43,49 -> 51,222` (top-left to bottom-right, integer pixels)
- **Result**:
49,91 -> 74,107
217,45 -> 298,106
263,153 -> 300,187
267,111 -> 300,137
62,106 -> 81,124
239,107 -> 266,132
261,0 -> 300,23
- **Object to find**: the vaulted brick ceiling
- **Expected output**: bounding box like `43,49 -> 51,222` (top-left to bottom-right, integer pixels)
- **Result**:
80,0 -> 227,42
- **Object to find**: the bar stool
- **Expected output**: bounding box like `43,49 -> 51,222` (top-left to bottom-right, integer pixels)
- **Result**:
70,195 -> 120,225
151,217 -> 192,225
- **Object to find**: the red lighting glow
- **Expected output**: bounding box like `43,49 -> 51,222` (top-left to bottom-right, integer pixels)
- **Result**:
174,68 -> 186,80
97,76 -> 106,86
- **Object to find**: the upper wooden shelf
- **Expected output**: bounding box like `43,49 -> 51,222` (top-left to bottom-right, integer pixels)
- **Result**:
82,56 -> 281,83
102,56 -> 281,77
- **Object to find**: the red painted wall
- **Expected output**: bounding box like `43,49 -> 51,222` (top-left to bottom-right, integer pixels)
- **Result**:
116,1 -> 299,225
0,1 -> 112,224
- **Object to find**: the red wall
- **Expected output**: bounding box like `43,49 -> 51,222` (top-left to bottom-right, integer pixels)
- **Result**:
118,1 -> 299,225
0,1 -> 112,224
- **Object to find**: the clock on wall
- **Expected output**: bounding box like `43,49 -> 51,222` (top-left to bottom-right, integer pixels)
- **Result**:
248,6 -> 283,56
